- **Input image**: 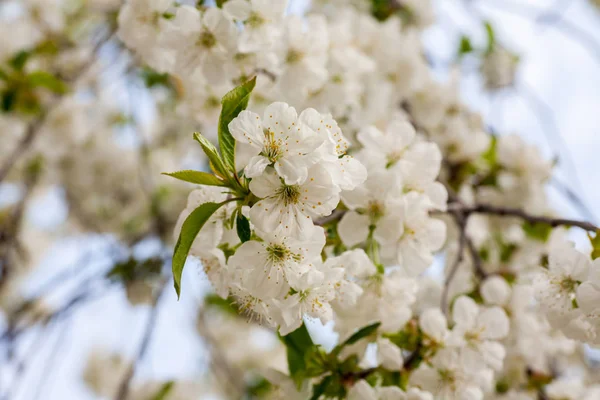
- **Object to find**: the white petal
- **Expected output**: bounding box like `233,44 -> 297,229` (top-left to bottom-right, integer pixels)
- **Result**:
274,157 -> 308,185
223,0 -> 251,20
377,338 -> 404,371
452,296 -> 479,330
478,307 -> 509,340
245,155 -> 270,178
419,308 -> 448,343
228,110 -> 264,148
338,211 -> 370,247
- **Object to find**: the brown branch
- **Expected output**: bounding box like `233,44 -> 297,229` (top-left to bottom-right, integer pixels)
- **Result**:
448,202 -> 599,232
114,280 -> 167,400
441,213 -> 467,315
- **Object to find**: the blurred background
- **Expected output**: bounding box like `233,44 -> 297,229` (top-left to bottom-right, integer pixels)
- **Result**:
0,0 -> 599,399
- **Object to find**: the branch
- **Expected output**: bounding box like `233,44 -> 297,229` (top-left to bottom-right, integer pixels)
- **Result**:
447,202 -> 599,232
441,213 -> 467,315
315,209 -> 345,226
114,280 -> 167,400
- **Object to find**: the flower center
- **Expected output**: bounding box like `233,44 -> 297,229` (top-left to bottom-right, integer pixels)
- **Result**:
246,12 -> 265,28
367,200 -> 385,222
560,277 -> 578,292
286,49 -> 304,64
262,129 -> 284,162
277,184 -> 301,206
266,243 -> 291,263
197,31 -> 217,48
204,96 -> 220,110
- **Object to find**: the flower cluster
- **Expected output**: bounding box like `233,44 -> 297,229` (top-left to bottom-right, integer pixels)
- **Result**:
534,242 -> 600,346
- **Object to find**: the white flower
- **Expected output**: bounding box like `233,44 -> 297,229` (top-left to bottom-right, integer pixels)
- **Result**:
276,15 -> 329,103
298,108 -> 367,191
325,249 -> 375,307
347,380 -> 407,400
533,242 -> 590,323
118,0 -> 172,50
249,165 -> 340,240
450,296 -> 509,371
197,249 -> 230,299
410,348 -> 491,400
227,225 -> 325,298
357,119 -> 417,171
338,168 -> 404,247
376,337 -> 403,370
162,6 -> 237,82
223,0 -> 288,52
419,308 -> 449,345
228,102 -> 324,184
480,276 -> 512,306
377,192 -> 447,277
275,264 -> 343,335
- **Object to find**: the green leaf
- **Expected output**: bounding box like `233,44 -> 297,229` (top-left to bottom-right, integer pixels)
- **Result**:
588,230 -> 600,260
203,294 -> 238,316
304,346 -> 332,377
310,375 -> 334,400
458,36 -> 473,56
215,0 -> 229,7
1,89 -> 17,112
9,51 -> 31,71
482,136 -> 498,166
236,212 -> 251,243
218,76 -> 256,172
150,381 -> 174,400
484,21 -> 496,54
141,67 -> 172,89
27,71 -> 68,94
310,374 -> 345,400
162,170 -> 228,187
281,324 -> 315,388
172,201 -> 225,298
522,221 -> 553,243
193,132 -> 231,181
333,322 -> 380,355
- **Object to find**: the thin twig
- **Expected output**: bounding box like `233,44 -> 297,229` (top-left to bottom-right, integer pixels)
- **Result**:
447,202 -> 599,232
550,178 -> 598,223
114,281 -> 167,400
441,214 -> 467,315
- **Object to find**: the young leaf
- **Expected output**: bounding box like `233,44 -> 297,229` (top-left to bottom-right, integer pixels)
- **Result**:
162,170 -> 227,187
588,230 -> 600,260
27,71 -> 68,94
150,381 -> 174,400
522,221 -> 553,243
236,212 -> 251,243
484,21 -> 496,54
193,132 -> 231,181
9,51 -> 31,71
333,322 -> 381,355
218,76 -> 257,171
172,201 -> 225,298
458,36 -> 473,57
281,323 -> 315,388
